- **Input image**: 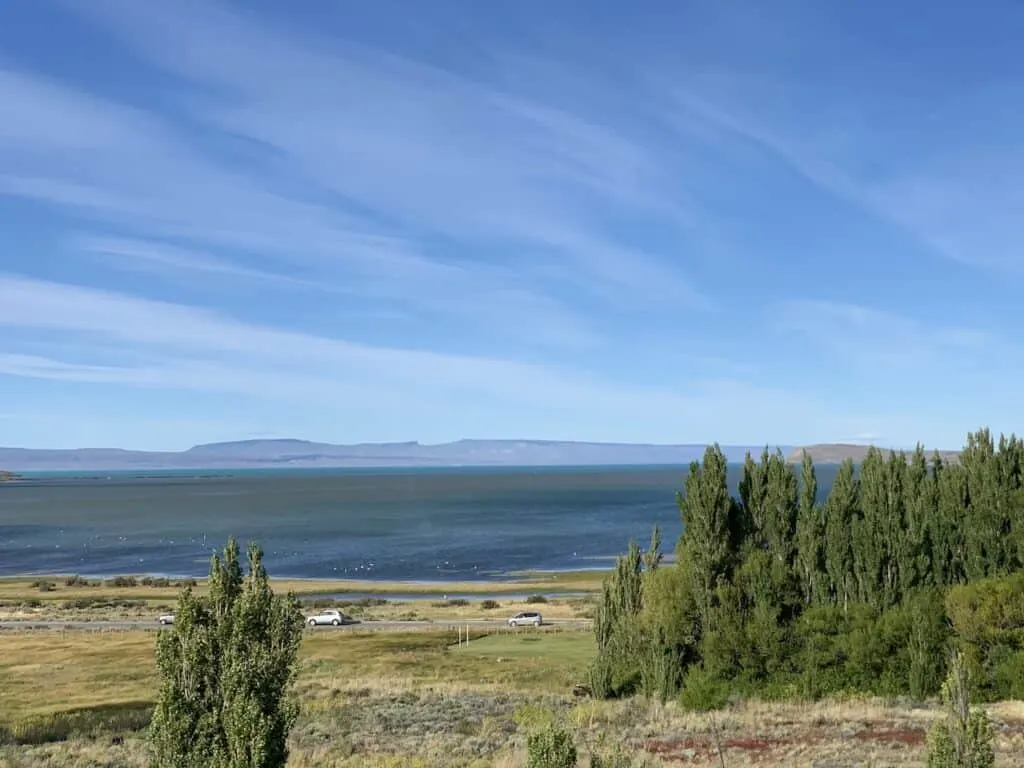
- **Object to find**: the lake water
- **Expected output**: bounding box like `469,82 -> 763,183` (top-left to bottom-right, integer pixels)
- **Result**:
0,465 -> 838,580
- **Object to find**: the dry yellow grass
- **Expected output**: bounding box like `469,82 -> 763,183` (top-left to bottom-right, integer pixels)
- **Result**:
5,627 -> 1024,766
0,627 -> 593,722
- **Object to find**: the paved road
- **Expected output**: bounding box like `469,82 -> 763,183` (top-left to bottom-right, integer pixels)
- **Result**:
0,618 -> 592,633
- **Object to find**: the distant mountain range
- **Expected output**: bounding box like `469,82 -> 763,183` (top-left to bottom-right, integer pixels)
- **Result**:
0,439 -> 795,471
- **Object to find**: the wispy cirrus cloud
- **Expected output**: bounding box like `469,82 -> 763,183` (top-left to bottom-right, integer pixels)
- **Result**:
666,71 -> 1024,273
60,0 -> 709,308
774,299 -> 1010,377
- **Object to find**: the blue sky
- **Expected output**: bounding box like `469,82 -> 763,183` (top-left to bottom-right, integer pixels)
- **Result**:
0,0 -> 1022,451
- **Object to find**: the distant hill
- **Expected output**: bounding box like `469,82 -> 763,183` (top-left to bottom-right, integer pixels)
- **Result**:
787,444 -> 961,464
0,439 -> 791,472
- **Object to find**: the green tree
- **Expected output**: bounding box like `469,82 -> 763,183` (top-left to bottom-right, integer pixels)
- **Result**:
899,446 -> 933,593
935,459 -> 968,586
823,460 -> 857,611
852,448 -> 887,608
677,445 -> 738,625
737,449 -> 769,547
795,450 -> 824,605
962,429 -> 1006,580
763,449 -> 798,568
150,538 -> 304,768
591,531 -> 663,698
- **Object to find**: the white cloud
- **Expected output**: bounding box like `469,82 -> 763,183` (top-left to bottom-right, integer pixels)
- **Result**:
666,73 -> 1024,274
0,272 -> 904,445
61,0 -> 709,308
773,298 -> 1013,380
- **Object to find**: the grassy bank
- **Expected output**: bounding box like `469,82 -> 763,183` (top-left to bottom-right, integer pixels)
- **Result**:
4,627 -> 1024,766
0,570 -> 606,600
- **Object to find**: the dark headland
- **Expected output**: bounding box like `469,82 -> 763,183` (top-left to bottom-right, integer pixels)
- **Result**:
786,443 -> 962,464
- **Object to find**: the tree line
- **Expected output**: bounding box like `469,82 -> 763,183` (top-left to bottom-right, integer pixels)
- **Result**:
592,427 -> 1024,706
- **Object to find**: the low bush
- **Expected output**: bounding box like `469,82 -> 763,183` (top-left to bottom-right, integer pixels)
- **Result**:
0,702 -> 153,746
105,576 -> 138,588
29,580 -> 55,593
526,594 -> 549,604
432,598 -> 470,608
481,599 -> 501,610
526,724 -> 577,768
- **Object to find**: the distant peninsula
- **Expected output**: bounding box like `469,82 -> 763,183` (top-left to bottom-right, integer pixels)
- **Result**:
787,443 -> 961,465
0,439 -> 793,472
0,470 -> 18,481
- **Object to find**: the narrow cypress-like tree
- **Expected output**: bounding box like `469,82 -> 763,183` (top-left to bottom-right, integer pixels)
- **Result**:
824,459 -> 857,611
737,449 -> 769,548
881,451 -> 906,605
852,448 -> 887,608
962,429 -> 1005,580
899,445 -> 933,593
677,445 -> 736,624
795,450 -> 824,605
936,459 -> 969,585
763,450 -> 798,567
150,539 -> 304,768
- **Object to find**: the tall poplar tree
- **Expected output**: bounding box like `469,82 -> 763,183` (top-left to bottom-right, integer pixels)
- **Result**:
824,459 -> 857,611
763,450 -> 798,567
677,444 -> 737,624
962,429 -> 1005,580
935,458 -> 968,586
738,448 -> 769,548
795,450 -> 824,604
881,451 -> 907,605
900,445 -> 933,593
852,448 -> 887,608
150,539 -> 304,768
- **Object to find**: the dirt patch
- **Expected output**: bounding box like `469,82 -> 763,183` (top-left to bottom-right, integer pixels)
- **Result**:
644,735 -> 789,761
853,726 -> 926,745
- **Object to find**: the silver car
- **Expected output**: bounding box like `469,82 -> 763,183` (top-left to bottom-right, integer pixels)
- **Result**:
158,613 -> 174,626
307,609 -> 346,627
508,611 -> 542,628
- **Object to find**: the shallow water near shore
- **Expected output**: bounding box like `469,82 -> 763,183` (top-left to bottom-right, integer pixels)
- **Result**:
0,464 -> 837,580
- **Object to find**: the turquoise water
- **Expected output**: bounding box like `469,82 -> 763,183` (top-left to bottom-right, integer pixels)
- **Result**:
0,465 -> 837,580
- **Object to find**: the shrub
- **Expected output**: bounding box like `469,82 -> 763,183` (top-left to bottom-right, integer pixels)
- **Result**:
678,665 -> 729,712
105,576 -> 138,588
30,580 -> 55,593
481,599 -> 501,610
927,651 -> 994,768
64,575 -> 91,587
432,598 -> 470,608
2,703 -> 153,745
526,594 -> 549,604
526,724 -> 577,768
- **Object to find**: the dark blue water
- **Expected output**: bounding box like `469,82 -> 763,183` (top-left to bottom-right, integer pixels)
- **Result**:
0,465 -> 837,580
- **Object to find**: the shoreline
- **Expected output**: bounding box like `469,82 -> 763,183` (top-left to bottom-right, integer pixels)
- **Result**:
0,568 -> 608,598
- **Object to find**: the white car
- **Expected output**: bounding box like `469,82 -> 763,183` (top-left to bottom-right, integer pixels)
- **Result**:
307,609 -> 346,627
508,611 -> 542,628
158,613 -> 174,626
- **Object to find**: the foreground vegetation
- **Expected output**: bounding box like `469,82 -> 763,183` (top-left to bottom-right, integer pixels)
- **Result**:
7,625 -> 1024,766
594,427 -> 1024,708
